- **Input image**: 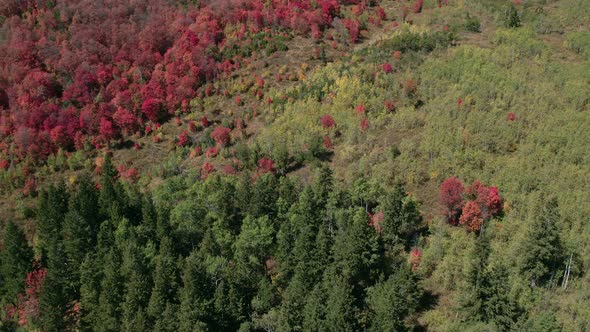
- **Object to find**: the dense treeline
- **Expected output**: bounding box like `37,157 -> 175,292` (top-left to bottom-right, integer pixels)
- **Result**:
1,156 -> 427,331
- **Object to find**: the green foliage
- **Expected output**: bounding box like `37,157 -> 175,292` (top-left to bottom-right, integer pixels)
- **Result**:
502,4 -> 521,28
0,221 -> 33,306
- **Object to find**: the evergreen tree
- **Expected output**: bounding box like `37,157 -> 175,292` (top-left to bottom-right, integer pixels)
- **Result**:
122,244 -> 152,332
518,196 -> 563,287
324,272 -> 357,332
366,266 -> 422,332
148,237 -> 181,329
302,284 -> 327,332
332,208 -> 381,287
0,221 -> 33,305
37,182 -> 69,258
38,242 -> 71,331
99,154 -> 127,220
96,248 -> 125,331
381,183 -> 421,250
178,251 -> 213,332
479,262 -> 521,331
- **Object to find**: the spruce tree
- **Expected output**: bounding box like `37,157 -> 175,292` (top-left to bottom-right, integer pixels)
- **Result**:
0,221 -> 33,305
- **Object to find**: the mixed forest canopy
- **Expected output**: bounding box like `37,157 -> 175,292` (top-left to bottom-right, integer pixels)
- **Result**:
1,0 -> 590,331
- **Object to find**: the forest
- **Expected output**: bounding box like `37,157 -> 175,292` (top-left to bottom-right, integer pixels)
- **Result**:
1,0 -> 590,331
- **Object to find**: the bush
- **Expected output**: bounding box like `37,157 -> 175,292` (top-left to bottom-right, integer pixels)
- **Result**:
502,4 -> 520,28
464,14 -> 481,33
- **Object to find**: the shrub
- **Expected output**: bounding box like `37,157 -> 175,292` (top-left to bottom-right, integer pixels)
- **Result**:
210,126 -> 231,146
177,130 -> 190,147
502,3 -> 520,28
382,63 -> 393,74
321,115 -> 336,129
413,0 -> 424,14
464,14 -> 481,32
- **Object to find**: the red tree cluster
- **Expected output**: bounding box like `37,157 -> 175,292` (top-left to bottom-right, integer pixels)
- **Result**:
440,177 -> 503,231
0,0 -> 353,164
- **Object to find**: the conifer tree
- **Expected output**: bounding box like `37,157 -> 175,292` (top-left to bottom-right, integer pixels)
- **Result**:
0,221 -> 33,305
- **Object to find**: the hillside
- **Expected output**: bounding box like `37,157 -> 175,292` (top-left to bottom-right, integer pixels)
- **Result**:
1,0 -> 590,331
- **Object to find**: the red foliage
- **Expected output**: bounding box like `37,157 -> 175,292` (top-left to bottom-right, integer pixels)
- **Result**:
393,50 -> 402,59
222,164 -> 237,175
465,180 -> 503,219
188,121 -> 197,132
355,104 -> 366,114
206,146 -> 219,158
0,159 -> 9,170
141,99 -> 162,123
375,6 -> 387,20
257,157 -> 275,174
382,63 -> 393,74
360,118 -> 369,132
413,0 -> 424,14
507,112 -> 517,122
177,130 -> 190,147
343,19 -> 360,43
113,107 -> 137,134
439,177 -> 465,224
320,114 -> 336,129
486,187 -> 503,217
201,116 -> 210,128
457,98 -> 463,107
368,211 -> 384,233
99,117 -> 117,142
210,126 -> 231,146
384,100 -> 396,112
201,162 -> 215,179
323,135 -> 333,149
459,201 -> 483,232
0,0 -> 350,164
408,247 -> 423,271
14,266 -> 46,327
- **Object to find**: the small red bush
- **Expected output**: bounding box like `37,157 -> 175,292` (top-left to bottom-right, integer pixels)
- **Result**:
321,115 -> 336,129
177,130 -> 190,147
382,63 -> 393,74
413,0 -> 424,14
257,157 -> 275,174
210,126 -> 231,146
201,162 -> 215,179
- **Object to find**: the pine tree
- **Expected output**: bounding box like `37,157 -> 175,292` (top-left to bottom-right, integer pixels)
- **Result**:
366,265 -> 422,332
0,221 -> 33,305
39,242 -> 71,331
178,251 -> 213,331
381,183 -> 421,250
332,208 -> 381,286
122,244 -> 153,332
518,196 -> 563,287
96,248 -> 125,331
148,237 -> 181,329
302,284 -> 327,332
324,272 -> 357,332
37,182 -> 69,258
99,154 -> 126,220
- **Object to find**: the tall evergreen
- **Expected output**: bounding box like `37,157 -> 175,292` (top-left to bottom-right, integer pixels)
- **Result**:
0,221 -> 33,306
518,196 -> 563,287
